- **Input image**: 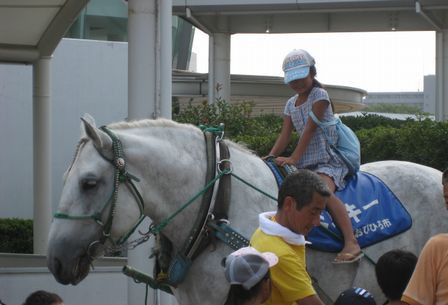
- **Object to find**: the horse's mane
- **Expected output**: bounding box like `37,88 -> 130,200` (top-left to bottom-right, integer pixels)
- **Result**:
63,137 -> 88,182
107,118 -> 257,155
107,118 -> 199,133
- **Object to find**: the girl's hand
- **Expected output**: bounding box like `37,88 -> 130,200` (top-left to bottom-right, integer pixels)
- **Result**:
261,155 -> 276,160
275,156 -> 297,166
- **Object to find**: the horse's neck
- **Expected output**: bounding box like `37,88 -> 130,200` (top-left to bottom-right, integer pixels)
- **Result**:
117,125 -> 208,247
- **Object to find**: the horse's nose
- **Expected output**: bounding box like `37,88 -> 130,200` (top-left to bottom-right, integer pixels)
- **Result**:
49,257 -> 62,276
48,256 -> 65,281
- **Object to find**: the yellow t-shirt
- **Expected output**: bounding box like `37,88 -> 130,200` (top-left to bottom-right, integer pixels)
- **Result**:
401,234 -> 448,305
251,228 -> 316,305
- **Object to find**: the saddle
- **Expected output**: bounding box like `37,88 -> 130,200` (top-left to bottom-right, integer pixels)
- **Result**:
264,159 -> 412,252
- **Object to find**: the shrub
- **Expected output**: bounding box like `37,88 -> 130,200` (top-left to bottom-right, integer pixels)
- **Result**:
357,127 -> 401,164
173,98 -> 253,137
341,113 -> 412,131
395,119 -> 448,170
362,103 -> 423,114
0,218 -> 33,253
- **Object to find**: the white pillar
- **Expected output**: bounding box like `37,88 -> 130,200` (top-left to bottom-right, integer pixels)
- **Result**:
159,0 -> 172,119
212,33 -> 231,103
32,56 -> 52,255
435,30 -> 448,121
127,0 -> 175,304
127,1 -> 157,305
158,4 -> 178,305
157,3 -> 177,303
128,0 -> 156,120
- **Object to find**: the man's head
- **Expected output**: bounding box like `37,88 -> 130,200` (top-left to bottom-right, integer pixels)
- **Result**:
442,168 -> 448,209
23,290 -> 64,305
277,170 -> 330,235
375,249 -> 417,301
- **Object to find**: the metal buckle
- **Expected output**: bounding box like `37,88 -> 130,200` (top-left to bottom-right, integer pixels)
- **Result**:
217,159 -> 232,174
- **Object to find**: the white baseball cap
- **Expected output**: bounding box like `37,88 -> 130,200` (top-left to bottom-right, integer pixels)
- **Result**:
224,247 -> 278,290
282,49 -> 315,84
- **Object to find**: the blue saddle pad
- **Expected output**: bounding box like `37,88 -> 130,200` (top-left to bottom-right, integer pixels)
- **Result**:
264,160 -> 412,252
308,171 -> 412,252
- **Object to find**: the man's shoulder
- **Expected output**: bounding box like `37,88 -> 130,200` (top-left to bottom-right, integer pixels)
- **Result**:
426,233 -> 448,249
251,229 -> 300,257
430,233 -> 448,241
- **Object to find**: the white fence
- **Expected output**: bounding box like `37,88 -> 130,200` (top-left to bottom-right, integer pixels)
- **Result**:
0,254 -> 128,305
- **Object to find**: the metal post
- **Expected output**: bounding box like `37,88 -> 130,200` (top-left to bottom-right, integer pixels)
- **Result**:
32,56 -> 52,254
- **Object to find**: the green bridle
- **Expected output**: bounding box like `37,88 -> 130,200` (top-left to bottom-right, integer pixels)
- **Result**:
53,126 -> 146,247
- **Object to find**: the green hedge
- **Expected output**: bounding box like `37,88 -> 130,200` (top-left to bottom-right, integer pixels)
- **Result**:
174,101 -> 448,171
340,113 -> 412,131
0,218 -> 33,253
174,99 -> 254,137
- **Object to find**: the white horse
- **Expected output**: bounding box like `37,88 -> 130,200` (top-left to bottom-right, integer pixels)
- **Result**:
47,114 -> 448,305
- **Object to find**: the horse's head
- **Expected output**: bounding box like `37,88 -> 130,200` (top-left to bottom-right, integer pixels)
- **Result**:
47,114 -> 144,285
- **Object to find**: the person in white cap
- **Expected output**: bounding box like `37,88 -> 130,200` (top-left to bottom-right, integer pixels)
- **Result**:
223,246 -> 278,305
263,49 -> 361,264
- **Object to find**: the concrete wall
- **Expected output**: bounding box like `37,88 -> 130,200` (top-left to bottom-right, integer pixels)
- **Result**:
0,38 -> 131,305
0,254 -> 127,305
0,38 -> 128,219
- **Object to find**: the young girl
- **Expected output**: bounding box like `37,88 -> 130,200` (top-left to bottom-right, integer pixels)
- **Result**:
265,49 -> 361,263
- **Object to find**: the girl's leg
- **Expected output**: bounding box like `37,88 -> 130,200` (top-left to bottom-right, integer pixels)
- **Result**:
318,174 -> 361,263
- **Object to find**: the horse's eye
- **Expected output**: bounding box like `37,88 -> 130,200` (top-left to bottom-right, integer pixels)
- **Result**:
81,178 -> 97,190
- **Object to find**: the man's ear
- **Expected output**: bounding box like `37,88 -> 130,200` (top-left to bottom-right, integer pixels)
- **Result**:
283,196 -> 296,212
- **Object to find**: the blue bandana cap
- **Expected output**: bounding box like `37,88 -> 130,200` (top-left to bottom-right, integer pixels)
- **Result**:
282,49 -> 315,84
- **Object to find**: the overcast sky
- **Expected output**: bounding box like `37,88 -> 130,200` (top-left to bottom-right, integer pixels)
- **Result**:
192,30 -> 435,93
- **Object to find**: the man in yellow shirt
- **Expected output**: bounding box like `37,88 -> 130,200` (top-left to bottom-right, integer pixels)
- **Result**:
251,169 -> 330,305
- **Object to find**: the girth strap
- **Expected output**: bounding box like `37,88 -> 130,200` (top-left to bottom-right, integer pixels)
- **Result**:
213,141 -> 231,221
183,134 -> 233,261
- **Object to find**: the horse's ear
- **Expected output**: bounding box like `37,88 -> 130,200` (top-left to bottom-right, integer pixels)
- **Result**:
80,113 -> 112,152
